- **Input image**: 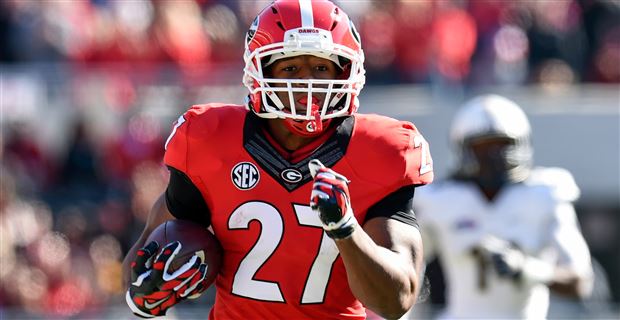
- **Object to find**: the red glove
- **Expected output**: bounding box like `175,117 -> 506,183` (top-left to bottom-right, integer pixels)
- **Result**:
126,241 -> 207,318
309,159 -> 358,239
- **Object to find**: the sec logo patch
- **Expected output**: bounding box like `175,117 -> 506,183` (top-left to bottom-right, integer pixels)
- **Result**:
231,162 -> 260,190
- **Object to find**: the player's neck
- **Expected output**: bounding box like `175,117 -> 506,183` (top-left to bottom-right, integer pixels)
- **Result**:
480,187 -> 500,201
474,180 -> 506,201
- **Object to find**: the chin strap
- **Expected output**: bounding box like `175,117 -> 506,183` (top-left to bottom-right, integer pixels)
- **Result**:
309,104 -> 323,132
283,118 -> 331,138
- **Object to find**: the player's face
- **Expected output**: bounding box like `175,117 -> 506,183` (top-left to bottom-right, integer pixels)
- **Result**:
269,55 -> 340,79
266,55 -> 341,113
262,55 -> 343,149
468,136 -> 516,188
469,137 -> 513,156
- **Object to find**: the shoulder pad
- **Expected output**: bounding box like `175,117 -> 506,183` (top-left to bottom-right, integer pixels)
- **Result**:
180,103 -> 246,139
351,114 -> 434,187
525,167 -> 580,202
164,103 -> 246,172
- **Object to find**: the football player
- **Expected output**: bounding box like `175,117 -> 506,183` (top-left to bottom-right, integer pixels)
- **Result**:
121,1 -> 434,319
415,94 -> 593,319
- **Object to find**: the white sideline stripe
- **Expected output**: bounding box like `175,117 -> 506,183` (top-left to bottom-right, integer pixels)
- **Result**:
299,0 -> 314,27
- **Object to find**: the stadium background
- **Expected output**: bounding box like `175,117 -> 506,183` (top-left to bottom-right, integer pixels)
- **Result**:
0,0 -> 618,318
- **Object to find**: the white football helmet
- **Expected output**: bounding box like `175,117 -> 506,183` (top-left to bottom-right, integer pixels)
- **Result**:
450,94 -> 533,183
243,0 -> 366,137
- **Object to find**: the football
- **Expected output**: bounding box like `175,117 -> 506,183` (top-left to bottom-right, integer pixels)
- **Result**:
145,219 -> 222,289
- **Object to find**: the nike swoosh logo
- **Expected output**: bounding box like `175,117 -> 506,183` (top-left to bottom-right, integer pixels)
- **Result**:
144,296 -> 169,309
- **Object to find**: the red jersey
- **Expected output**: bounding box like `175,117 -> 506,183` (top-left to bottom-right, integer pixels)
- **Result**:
164,104 -> 433,319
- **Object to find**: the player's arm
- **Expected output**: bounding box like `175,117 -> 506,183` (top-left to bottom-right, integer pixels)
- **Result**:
524,168 -> 592,297
122,193 -> 174,289
474,204 -> 593,298
475,173 -> 593,298
122,167 -> 211,318
473,224 -> 592,299
546,202 -> 593,298
309,160 -> 423,319
122,167 -> 211,287
339,215 -> 423,319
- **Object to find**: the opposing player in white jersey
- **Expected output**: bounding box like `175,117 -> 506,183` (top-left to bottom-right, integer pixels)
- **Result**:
415,94 -> 593,319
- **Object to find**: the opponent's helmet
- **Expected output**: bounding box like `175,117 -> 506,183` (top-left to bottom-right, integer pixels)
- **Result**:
450,94 -> 533,186
243,0 -> 365,136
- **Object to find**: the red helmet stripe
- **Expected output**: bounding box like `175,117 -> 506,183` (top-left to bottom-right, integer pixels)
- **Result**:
299,0 -> 314,27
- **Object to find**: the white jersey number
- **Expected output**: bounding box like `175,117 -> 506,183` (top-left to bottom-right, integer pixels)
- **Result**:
228,202 -> 339,303
228,202 -> 285,302
413,135 -> 433,175
165,115 -> 186,150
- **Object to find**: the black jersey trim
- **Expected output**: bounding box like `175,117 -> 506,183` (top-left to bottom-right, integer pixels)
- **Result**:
165,166 -> 211,227
364,185 -> 418,228
243,113 -> 354,192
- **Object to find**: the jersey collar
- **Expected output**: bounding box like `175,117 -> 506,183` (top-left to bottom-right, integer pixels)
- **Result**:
243,113 -> 354,192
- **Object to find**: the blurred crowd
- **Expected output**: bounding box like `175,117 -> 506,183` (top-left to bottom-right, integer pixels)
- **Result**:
0,0 -> 619,318
1,115 -> 168,316
1,0 -> 619,85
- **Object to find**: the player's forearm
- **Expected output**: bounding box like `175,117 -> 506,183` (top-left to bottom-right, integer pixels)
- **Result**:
122,193 -> 174,290
548,265 -> 593,298
514,249 -> 592,298
335,229 -> 419,319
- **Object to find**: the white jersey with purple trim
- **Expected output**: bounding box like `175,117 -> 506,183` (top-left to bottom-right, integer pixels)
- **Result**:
416,167 -> 592,319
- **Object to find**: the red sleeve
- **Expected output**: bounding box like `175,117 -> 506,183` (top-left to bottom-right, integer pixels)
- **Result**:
163,104 -> 221,173
346,115 -> 434,189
